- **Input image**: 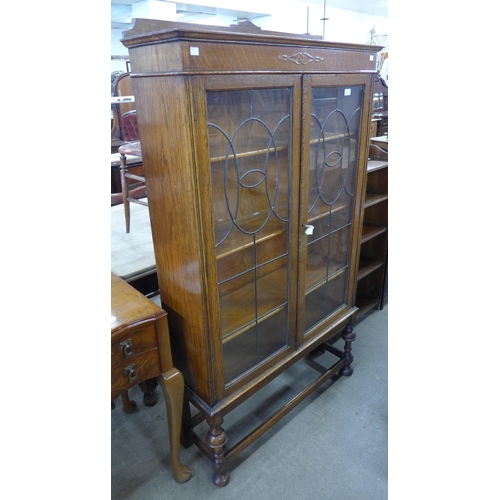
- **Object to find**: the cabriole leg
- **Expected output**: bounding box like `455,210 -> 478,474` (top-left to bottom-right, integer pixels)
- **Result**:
158,369 -> 193,483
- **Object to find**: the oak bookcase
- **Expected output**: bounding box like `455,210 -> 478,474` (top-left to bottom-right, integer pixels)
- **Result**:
121,19 -> 382,486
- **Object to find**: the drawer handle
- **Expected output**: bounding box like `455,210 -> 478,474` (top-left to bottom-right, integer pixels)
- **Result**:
124,364 -> 138,383
120,339 -> 134,358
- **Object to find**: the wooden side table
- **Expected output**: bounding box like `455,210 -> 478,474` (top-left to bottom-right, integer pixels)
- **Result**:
111,272 -> 192,483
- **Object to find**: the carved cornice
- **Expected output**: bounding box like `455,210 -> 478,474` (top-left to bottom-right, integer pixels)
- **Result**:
278,52 -> 324,65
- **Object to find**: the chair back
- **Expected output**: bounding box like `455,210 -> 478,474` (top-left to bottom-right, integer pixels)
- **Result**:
121,111 -> 140,142
112,72 -> 137,142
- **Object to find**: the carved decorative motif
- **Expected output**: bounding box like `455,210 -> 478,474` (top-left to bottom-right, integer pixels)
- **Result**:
278,52 -> 324,65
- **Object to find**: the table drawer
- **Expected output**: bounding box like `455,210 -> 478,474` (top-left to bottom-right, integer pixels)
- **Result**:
111,325 -> 157,367
111,348 -> 160,399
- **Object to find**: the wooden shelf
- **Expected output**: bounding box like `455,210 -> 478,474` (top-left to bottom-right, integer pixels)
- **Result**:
355,296 -> 380,319
219,265 -> 288,340
307,200 -> 350,224
215,214 -> 287,260
210,140 -> 290,164
305,253 -> 347,292
355,141 -> 388,318
364,192 -> 388,208
220,252 -> 348,342
309,132 -> 348,146
357,256 -> 384,281
222,304 -> 287,344
212,132 -> 346,164
361,223 -> 387,243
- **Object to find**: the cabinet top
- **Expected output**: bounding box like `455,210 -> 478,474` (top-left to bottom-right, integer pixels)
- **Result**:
121,19 -> 383,75
121,18 -> 382,53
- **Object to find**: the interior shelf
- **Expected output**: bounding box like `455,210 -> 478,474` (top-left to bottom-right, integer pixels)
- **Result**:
361,223 -> 387,243
355,140 -> 387,318
215,214 -> 287,260
210,140 -> 290,164
305,253 -> 346,292
209,129 -> 347,165
364,192 -> 388,208
307,200 -> 350,225
220,250 -> 348,342
219,265 -> 288,340
357,256 -> 384,281
355,296 -> 380,319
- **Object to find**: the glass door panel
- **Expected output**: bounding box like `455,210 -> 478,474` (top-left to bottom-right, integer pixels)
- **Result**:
304,271 -> 347,332
304,85 -> 363,335
206,88 -> 292,385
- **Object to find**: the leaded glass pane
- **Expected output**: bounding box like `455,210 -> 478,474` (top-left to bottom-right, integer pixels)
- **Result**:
206,88 -> 292,385
304,85 -> 363,335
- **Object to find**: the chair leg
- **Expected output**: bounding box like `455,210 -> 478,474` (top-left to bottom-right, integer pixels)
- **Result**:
120,153 -> 131,233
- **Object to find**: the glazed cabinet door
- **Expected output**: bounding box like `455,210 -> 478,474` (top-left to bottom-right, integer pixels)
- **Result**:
191,75 -> 302,390
298,74 -> 372,339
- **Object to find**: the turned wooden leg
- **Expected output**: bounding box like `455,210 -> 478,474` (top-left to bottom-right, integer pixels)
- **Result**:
158,369 -> 193,483
139,377 -> 159,406
120,153 -> 131,233
120,391 -> 137,413
341,324 -> 356,376
206,414 -> 230,487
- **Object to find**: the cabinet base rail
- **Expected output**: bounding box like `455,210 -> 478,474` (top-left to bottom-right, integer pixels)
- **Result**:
183,324 -> 356,486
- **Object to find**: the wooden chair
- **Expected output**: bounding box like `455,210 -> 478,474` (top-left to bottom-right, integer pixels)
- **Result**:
111,147 -> 144,207
119,130 -> 147,233
110,75 -> 148,231
112,74 -> 135,136
111,110 -> 144,208
111,72 -> 136,152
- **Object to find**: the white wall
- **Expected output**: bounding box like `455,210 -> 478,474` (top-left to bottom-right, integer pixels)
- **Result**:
256,1 -> 388,44
111,29 -> 130,74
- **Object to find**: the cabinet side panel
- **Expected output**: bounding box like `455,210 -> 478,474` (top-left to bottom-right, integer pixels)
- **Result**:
132,75 -> 219,404
127,43 -> 184,74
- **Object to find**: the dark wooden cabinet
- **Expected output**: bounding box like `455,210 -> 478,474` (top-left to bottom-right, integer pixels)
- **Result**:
355,144 -> 388,318
121,19 -> 382,486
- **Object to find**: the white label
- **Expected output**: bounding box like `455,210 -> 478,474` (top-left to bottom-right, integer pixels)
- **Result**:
190,47 -> 199,56
344,88 -> 351,96
304,225 -> 314,235
370,55 -> 375,61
